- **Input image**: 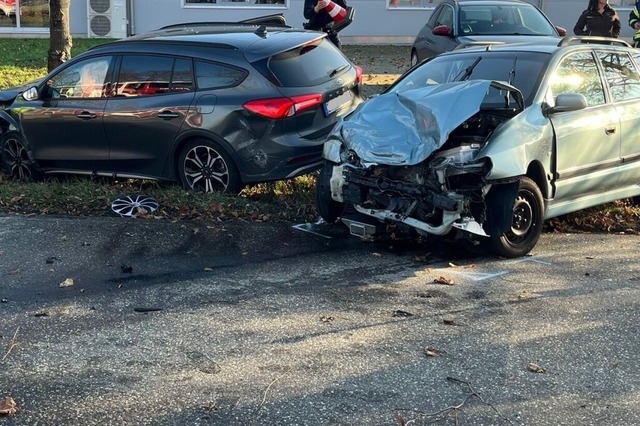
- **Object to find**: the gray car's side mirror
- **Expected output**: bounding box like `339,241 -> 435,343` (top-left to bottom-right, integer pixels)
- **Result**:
22,87 -> 38,101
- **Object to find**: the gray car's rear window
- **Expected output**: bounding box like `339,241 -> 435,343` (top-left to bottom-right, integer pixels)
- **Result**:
268,38 -> 352,87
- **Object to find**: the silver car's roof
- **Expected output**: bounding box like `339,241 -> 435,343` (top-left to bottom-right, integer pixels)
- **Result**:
439,36 -> 634,57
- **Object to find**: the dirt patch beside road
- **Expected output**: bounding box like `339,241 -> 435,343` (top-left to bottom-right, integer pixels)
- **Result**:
342,44 -> 411,97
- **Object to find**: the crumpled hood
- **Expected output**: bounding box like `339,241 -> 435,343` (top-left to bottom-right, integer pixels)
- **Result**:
332,79 -> 521,165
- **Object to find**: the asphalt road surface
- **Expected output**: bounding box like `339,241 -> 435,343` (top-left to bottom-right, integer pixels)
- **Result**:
1,215 -> 639,425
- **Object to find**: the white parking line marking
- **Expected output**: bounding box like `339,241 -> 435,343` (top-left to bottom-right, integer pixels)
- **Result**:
292,223 -> 333,239
440,269 -> 509,281
507,255 -> 553,265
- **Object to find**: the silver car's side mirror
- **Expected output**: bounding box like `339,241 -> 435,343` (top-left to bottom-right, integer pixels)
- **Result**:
22,87 -> 38,101
550,93 -> 587,114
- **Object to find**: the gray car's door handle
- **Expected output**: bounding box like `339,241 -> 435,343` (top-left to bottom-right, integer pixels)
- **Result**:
605,126 -> 616,135
76,112 -> 97,120
157,111 -> 180,120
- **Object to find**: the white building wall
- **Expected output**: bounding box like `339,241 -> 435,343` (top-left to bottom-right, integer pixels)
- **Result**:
544,0 -> 635,40
8,0 -> 639,44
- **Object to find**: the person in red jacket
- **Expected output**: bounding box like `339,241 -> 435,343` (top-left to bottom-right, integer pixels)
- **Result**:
303,0 -> 348,49
573,0 -> 621,38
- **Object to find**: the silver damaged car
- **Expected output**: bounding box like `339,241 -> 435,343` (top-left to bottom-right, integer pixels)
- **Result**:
316,36 -> 640,257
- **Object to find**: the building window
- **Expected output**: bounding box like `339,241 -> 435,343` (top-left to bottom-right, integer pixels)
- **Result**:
0,0 -> 50,31
610,0 -> 636,7
388,0 -> 442,9
184,0 -> 286,6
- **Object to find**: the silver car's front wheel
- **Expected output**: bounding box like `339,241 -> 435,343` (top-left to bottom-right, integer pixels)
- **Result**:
178,139 -> 242,194
486,177 -> 544,258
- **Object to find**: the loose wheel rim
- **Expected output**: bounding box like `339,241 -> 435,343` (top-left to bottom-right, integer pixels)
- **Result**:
111,194 -> 159,217
183,145 -> 229,193
3,136 -> 33,180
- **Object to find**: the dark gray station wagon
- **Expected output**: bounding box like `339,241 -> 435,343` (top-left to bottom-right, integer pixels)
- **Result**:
0,18 -> 363,193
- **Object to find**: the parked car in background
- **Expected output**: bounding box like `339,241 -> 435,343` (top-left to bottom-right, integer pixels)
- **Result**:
0,16 -> 363,194
410,0 -> 566,66
316,36 -> 640,258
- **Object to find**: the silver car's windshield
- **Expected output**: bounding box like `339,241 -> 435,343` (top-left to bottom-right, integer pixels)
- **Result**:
391,51 -> 550,105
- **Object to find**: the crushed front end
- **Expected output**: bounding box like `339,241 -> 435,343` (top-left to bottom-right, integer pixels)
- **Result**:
318,80 -> 523,241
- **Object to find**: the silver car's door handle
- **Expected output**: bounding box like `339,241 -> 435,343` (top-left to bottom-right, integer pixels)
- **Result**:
157,111 -> 180,120
76,112 -> 97,120
605,126 -> 616,135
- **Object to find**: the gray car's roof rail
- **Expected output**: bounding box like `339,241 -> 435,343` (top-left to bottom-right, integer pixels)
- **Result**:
558,36 -> 631,47
159,13 -> 289,30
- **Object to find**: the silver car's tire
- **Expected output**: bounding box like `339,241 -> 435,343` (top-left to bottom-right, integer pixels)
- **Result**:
178,139 -> 242,194
486,177 -> 544,258
315,162 -> 344,223
0,132 -> 42,181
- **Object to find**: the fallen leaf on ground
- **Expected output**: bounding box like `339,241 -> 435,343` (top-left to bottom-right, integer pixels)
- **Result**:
392,310 -> 413,318
414,253 -> 431,262
59,278 -> 74,288
0,397 -> 17,415
134,307 -> 163,313
424,346 -> 441,357
528,362 -> 546,373
518,290 -> 531,300
434,276 -> 454,285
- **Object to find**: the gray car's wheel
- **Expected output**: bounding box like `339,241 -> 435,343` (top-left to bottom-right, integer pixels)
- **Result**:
410,50 -> 419,68
486,177 -> 544,258
0,132 -> 42,181
315,162 -> 344,223
178,139 -> 242,194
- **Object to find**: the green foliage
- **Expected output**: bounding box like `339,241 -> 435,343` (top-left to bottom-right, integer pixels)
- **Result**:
0,38 -> 113,89
0,174 -> 317,222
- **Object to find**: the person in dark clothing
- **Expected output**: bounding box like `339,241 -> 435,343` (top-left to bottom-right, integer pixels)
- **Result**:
573,0 -> 621,38
303,0 -> 348,49
629,1 -> 640,47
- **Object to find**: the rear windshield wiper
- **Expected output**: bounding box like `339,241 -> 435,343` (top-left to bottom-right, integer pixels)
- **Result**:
455,56 -> 482,81
330,64 -> 349,77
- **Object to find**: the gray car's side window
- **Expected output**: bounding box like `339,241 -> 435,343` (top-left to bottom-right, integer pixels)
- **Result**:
596,51 -> 640,102
435,5 -> 454,29
550,52 -> 605,106
195,61 -> 247,90
115,55 -> 176,97
48,57 -> 114,99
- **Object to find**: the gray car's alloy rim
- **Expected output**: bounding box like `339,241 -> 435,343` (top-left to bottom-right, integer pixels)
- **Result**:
2,136 -> 33,180
111,194 -> 159,217
183,145 -> 230,193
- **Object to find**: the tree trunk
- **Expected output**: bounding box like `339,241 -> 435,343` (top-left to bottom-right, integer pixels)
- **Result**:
47,0 -> 72,72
